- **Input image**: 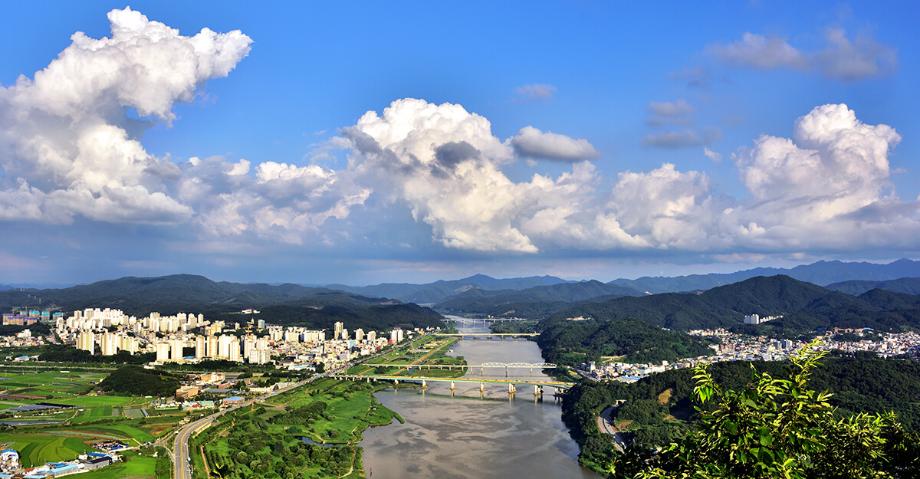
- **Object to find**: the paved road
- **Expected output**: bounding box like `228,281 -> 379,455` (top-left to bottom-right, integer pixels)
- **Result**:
173,411 -> 221,479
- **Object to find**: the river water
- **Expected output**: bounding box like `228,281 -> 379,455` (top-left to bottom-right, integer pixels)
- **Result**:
360,322 -> 599,478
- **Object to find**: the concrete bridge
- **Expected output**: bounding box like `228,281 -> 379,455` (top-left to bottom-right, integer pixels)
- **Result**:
362,361 -> 555,370
443,316 -> 533,323
434,332 -> 539,338
361,362 -> 557,376
333,373 -> 574,398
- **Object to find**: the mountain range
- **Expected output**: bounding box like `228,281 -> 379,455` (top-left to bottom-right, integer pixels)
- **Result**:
606,259 -> 920,294
327,273 -> 567,304
0,274 -> 443,331
320,259 -> 920,306
435,280 -> 642,318
826,277 -> 920,296
548,275 -> 920,333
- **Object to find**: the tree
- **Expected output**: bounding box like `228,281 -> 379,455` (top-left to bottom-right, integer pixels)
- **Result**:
626,339 -> 919,478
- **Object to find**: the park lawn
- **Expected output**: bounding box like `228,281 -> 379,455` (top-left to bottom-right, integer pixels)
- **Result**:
78,451 -> 157,479
0,431 -> 92,467
54,394 -> 144,408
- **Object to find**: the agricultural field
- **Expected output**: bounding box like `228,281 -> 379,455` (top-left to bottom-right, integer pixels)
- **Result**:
0,367 -> 185,476
0,431 -> 92,467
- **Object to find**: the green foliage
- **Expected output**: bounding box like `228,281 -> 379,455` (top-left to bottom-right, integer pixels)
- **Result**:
563,353 -> 920,477
37,344 -> 155,364
628,340 -> 920,478
97,365 -> 180,397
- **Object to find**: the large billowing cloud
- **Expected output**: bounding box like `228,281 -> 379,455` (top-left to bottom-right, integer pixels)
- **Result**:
0,7 -> 251,224
0,7 -> 916,261
731,103 -> 913,249
338,100 -> 916,255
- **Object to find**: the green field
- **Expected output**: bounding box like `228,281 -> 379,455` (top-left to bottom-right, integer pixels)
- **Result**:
0,368 -> 183,473
0,431 -> 93,467
77,450 -> 160,479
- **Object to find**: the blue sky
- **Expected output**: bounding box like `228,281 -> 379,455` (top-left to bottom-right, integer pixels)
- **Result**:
0,1 -> 918,285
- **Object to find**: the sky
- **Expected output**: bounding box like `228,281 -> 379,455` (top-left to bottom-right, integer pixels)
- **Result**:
1,1 -> 919,286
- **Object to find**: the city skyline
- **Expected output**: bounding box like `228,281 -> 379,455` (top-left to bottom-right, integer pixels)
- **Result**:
1,1 -> 919,285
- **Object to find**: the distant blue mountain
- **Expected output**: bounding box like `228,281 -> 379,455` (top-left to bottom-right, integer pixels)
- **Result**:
826,277 -> 920,296
608,259 -> 920,294
326,274 -> 568,304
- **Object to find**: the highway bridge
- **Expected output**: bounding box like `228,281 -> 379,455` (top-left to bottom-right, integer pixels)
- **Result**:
361,361 -> 555,369
332,374 -> 574,395
433,332 -> 539,338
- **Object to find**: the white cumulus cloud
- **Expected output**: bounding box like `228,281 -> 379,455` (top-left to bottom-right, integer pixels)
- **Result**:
0,7 -> 251,224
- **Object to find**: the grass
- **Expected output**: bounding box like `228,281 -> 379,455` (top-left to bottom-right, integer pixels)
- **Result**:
78,451 -> 157,479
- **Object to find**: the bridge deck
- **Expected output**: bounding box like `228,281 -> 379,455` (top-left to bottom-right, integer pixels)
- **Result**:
434,332 -> 539,337
361,362 -> 556,369
334,374 -> 573,389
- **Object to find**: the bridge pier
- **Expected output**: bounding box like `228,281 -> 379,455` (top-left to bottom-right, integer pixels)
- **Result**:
508,383 -> 516,397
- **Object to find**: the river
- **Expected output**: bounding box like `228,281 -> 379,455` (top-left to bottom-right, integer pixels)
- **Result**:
360,322 -> 599,478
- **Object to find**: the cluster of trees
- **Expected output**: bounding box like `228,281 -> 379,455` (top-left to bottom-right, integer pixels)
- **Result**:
628,344 -> 920,478
96,365 -> 180,397
563,354 -> 920,477
538,318 -> 714,366
205,404 -> 355,479
0,322 -> 50,336
37,345 -> 155,364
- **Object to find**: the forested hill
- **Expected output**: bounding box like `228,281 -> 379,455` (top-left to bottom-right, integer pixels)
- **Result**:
0,274 -> 444,331
563,355 -> 920,474
550,275 -> 920,333
827,277 -> 920,296
434,280 -> 642,318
